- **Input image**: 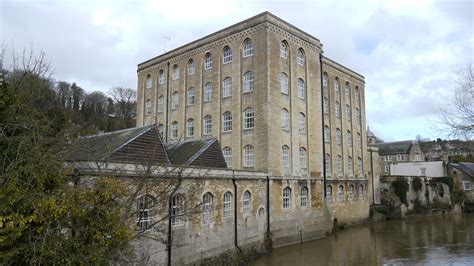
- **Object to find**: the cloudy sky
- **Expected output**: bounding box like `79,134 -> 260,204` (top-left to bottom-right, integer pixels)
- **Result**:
2,0 -> 473,141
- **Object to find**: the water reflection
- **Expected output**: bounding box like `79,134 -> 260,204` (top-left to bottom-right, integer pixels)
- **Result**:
252,214 -> 474,265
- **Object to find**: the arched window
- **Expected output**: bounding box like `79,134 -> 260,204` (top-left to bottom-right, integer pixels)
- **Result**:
243,71 -> 254,92
243,145 -> 255,167
223,77 -> 232,98
281,108 -> 289,130
158,95 -> 165,113
171,121 -> 178,139
157,124 -> 164,137
204,53 -> 213,70
336,128 -> 342,145
349,185 -> 355,200
359,184 -> 365,200
158,70 -> 165,85
355,86 -> 360,101
243,191 -> 252,213
223,46 -> 232,64
335,101 -> 340,118
334,78 -> 340,92
204,82 -> 212,102
300,147 -> 307,173
355,108 -> 360,123
300,186 -> 308,207
243,108 -> 254,129
222,147 -> 232,168
326,185 -> 333,203
299,112 -> 306,133
323,97 -> 329,114
171,92 -> 179,109
283,187 -> 291,209
347,130 -> 352,147
145,99 -> 152,115
281,145 -> 290,169
296,48 -> 305,65
203,115 -> 212,135
357,132 -> 362,147
325,154 -> 332,176
297,78 -> 305,99
243,39 -> 254,57
280,41 -> 288,59
346,104 -> 351,121
187,87 -> 195,106
338,185 -> 344,202
145,74 -> 152,89
172,65 -> 179,80
324,125 -> 330,143
337,155 -> 343,176
358,157 -> 363,175
323,72 -> 328,87
202,192 -> 213,224
188,59 -> 195,75
222,111 -> 232,132
171,194 -> 184,226
280,72 -> 289,94
345,82 -> 350,97
186,118 -> 194,137
348,156 -> 354,176
223,192 -> 233,218
137,195 -> 153,230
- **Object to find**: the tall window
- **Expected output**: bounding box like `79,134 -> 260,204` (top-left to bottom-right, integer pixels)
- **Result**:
348,156 -> 354,176
203,115 -> 212,135
243,145 -> 255,167
299,113 -> 306,133
243,71 -> 254,92
336,128 -> 342,145
243,191 -> 252,213
158,96 -> 165,113
338,185 -> 344,202
281,109 -> 290,130
326,185 -> 333,203
334,78 -> 340,92
145,74 -> 152,89
358,157 -> 363,174
337,155 -> 343,176
300,186 -> 308,207
325,154 -> 331,176
346,104 -> 351,121
281,145 -> 290,169
297,78 -> 305,99
223,147 -> 232,168
204,82 -> 212,102
202,192 -> 213,224
345,82 -> 350,97
349,185 -> 354,201
187,87 -> 195,106
296,48 -> 304,65
323,72 -> 328,87
335,101 -> 340,117
223,192 -> 232,218
137,195 -> 153,231
172,65 -> 179,80
300,148 -> 307,173
280,41 -> 288,59
283,187 -> 291,209
145,99 -> 152,115
171,92 -> 179,109
359,185 -> 365,200
280,72 -> 289,94
158,124 -> 164,137
357,133 -> 362,147
243,108 -> 254,129
355,87 -> 360,101
347,130 -> 352,147
223,77 -> 232,98
222,111 -> 232,132
158,70 -> 165,85
323,97 -> 329,114
171,194 -> 184,226
355,108 -> 360,123
186,119 -> 194,137
188,59 -> 195,75
171,121 -> 178,139
204,53 -> 213,70
243,39 -> 254,57
223,46 -> 232,64
324,126 -> 330,143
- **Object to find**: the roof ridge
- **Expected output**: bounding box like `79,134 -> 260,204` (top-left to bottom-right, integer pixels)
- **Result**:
186,138 -> 217,165
78,124 -> 153,140
110,125 -> 156,155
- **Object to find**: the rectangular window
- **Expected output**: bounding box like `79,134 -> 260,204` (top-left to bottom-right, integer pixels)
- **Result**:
420,167 -> 426,176
243,109 -> 254,129
222,112 -> 232,132
204,83 -> 212,102
463,182 -> 471,190
300,188 -> 308,207
223,78 -> 232,98
223,193 -> 232,218
384,165 -> 389,173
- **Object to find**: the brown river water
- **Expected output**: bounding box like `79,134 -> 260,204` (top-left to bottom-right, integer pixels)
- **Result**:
251,213 -> 474,265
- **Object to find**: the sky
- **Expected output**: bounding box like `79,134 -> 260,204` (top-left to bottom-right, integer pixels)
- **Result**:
2,0 -> 473,141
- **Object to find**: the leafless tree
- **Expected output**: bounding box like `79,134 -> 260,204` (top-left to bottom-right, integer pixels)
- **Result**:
110,87 -> 137,128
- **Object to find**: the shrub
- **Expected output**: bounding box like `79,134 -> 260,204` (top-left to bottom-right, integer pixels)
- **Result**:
412,176 -> 423,192
392,177 -> 409,205
435,177 -> 454,192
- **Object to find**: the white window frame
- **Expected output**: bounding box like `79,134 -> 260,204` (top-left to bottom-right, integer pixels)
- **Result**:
243,145 -> 255,167
145,99 -> 152,115
202,193 -> 213,224
243,71 -> 254,93
145,75 -> 152,89
222,111 -> 232,132
280,42 -> 288,59
158,70 -> 165,85
171,122 -> 178,139
300,148 -> 307,173
345,82 -> 350,97
334,79 -> 339,92
205,53 -> 213,70
188,60 -> 195,75
337,155 -> 343,176
281,109 -> 289,130
204,83 -> 212,102
243,191 -> 252,213
297,79 -> 305,99
296,49 -> 304,65
299,113 -> 306,133
282,145 -> 290,169
223,77 -> 232,98
324,126 -> 330,143
171,92 -> 179,110
283,187 -> 291,209
186,119 -> 194,137
300,186 -> 308,207
326,186 -> 333,203
171,194 -> 184,226
223,46 -> 232,64
137,195 -> 153,231
338,185 -> 344,202
280,72 -> 289,94
323,97 -> 329,114
158,96 -> 165,113
222,147 -> 232,168
243,39 -> 254,57
187,87 -> 195,106
243,108 -> 254,129
355,87 -> 359,100
223,192 -> 232,218
325,154 -> 331,177
203,115 -> 212,135
172,65 -> 179,80
463,182 -> 471,191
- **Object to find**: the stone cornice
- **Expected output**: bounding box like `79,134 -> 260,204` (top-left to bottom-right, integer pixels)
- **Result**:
322,56 -> 365,83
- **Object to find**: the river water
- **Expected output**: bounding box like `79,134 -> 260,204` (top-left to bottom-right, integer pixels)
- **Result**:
252,214 -> 474,265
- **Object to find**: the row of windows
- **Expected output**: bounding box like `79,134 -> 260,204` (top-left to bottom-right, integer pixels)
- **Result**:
279,41 -> 305,66
324,154 -> 364,177
322,74 -> 360,102
324,127 -> 362,147
326,184 -> 365,203
323,98 -> 361,122
279,73 -> 305,99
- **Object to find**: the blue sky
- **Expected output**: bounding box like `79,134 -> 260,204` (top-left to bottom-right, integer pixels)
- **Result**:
2,0 -> 473,141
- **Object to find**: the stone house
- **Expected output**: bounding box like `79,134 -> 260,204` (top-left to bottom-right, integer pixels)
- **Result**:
448,162 -> 474,202
378,141 -> 424,176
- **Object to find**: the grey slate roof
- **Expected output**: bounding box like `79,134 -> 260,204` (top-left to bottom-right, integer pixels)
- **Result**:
450,162 -> 474,178
167,138 -> 227,168
377,140 -> 413,155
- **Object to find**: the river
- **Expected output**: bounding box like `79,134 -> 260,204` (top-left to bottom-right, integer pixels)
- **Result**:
252,213 -> 474,265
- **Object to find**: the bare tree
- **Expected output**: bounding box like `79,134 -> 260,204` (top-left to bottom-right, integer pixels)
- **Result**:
110,87 -> 137,128
437,64 -> 474,140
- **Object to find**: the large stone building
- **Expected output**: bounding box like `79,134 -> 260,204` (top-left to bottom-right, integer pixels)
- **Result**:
377,140 -> 425,176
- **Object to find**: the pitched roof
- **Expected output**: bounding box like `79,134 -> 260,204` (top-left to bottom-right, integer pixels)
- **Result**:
450,162 -> 474,178
377,140 -> 413,155
167,138 -> 227,168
